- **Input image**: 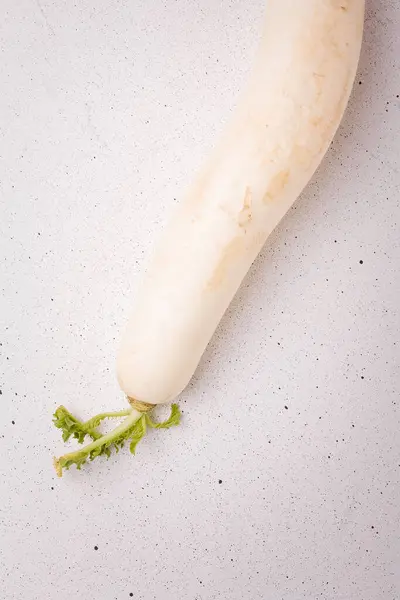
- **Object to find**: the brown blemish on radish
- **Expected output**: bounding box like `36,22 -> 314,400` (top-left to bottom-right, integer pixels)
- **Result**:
263,170 -> 290,203
238,187 -> 252,227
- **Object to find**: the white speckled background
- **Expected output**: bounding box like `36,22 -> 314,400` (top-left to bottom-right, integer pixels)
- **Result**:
1,1 -> 399,599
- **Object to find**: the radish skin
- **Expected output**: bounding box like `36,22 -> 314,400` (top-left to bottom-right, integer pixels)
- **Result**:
53,0 -> 365,475
117,0 -> 365,405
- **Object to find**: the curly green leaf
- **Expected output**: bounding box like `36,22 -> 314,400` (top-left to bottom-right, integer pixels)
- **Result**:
53,405 -> 131,445
129,416 -> 147,455
53,406 -> 101,444
53,403 -> 181,477
146,403 -> 181,429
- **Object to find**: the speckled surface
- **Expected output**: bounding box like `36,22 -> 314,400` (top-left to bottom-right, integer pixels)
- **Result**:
1,1 -> 399,599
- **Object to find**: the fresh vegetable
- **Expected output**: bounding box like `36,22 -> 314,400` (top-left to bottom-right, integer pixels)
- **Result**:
53,0 -> 365,475
53,404 -> 181,476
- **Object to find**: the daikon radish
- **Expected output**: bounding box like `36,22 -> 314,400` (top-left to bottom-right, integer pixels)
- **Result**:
53,0 -> 365,476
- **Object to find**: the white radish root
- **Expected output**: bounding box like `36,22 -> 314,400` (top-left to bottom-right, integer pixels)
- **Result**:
53,0 -> 365,475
